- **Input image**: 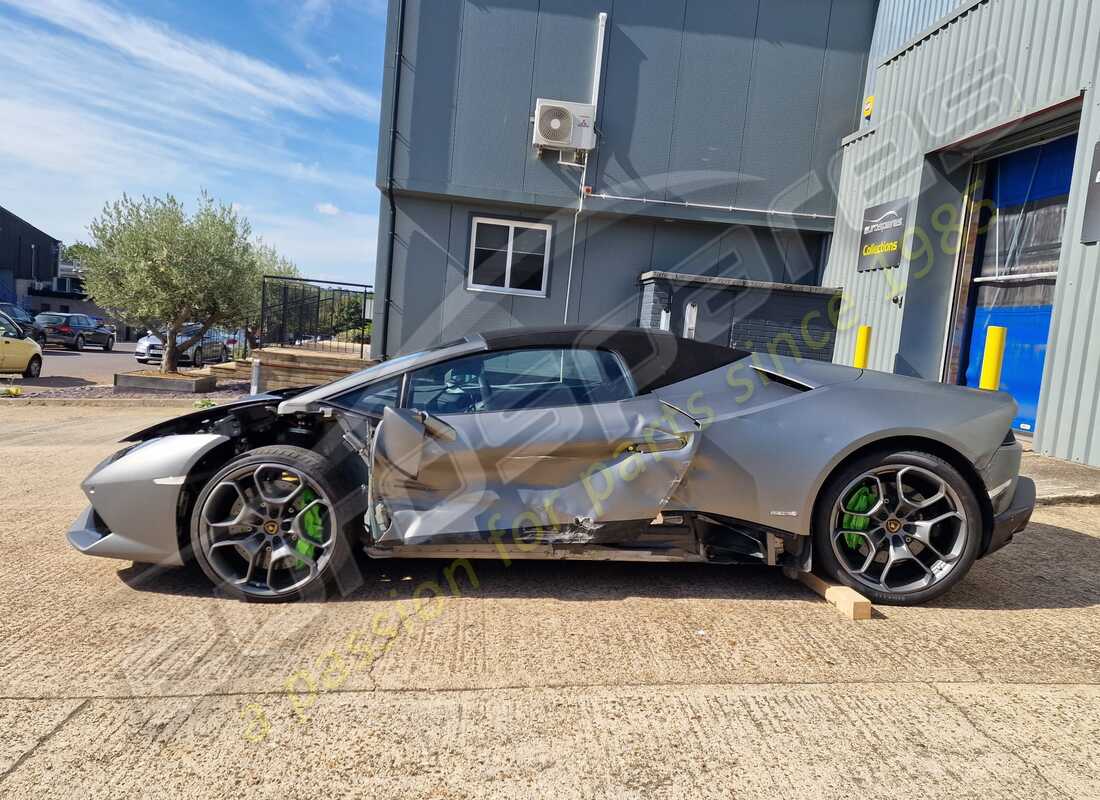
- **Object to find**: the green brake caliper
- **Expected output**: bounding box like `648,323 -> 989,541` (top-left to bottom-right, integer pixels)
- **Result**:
841,485 -> 876,550
293,488 -> 325,567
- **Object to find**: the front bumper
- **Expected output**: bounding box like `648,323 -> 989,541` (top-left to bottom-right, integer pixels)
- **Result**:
985,476 -> 1036,557
65,433 -> 229,566
67,503 -> 184,565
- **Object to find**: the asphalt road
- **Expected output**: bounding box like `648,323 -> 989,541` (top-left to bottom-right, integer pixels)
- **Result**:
2,406 -> 1098,799
20,341 -> 139,389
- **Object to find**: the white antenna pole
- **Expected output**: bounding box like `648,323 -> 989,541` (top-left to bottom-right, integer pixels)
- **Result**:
591,12 -> 607,108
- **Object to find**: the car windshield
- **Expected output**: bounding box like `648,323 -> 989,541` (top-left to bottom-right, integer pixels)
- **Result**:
1,305 -> 31,321
37,314 -> 68,324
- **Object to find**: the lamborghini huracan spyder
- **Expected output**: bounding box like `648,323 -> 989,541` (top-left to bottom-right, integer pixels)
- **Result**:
68,326 -> 1034,605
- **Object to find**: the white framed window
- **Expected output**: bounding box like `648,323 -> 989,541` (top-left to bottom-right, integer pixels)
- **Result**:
467,217 -> 551,297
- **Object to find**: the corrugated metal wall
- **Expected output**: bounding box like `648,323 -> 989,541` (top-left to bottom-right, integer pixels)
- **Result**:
861,0 -> 967,113
824,0 -> 1100,465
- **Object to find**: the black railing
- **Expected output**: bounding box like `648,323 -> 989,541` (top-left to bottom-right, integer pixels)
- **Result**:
259,276 -> 374,359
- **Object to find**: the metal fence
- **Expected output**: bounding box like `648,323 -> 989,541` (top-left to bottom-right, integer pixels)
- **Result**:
258,276 -> 374,359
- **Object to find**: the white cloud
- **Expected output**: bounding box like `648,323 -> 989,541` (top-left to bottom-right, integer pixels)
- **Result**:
247,208 -> 378,283
0,1 -> 379,282
2,0 -> 378,120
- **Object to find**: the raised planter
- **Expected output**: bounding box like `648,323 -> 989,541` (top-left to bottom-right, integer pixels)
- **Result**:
114,370 -> 217,394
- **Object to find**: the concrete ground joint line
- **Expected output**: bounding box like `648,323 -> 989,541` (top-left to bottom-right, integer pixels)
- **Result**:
2,678 -> 1099,704
929,683 -> 1075,800
0,698 -> 90,785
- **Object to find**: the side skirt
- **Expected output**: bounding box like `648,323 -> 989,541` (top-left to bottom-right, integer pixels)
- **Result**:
365,512 -> 809,568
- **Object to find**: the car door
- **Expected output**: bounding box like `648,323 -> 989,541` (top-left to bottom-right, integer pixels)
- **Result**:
74,316 -> 94,344
367,347 -> 700,547
0,315 -> 34,372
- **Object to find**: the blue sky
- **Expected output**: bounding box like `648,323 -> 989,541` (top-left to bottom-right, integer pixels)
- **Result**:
0,0 -> 387,284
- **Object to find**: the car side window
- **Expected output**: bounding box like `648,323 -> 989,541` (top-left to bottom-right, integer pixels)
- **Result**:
407,347 -> 634,415
332,375 -> 403,418
0,317 -> 20,338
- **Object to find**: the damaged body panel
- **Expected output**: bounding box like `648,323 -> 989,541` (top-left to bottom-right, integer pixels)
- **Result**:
367,396 -> 700,549
67,325 -> 1035,605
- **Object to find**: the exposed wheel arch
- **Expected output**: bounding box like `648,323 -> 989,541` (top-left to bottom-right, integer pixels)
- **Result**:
171,416 -> 370,561
811,435 -> 994,557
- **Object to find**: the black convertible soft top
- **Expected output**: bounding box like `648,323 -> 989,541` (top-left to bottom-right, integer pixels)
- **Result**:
478,326 -> 749,394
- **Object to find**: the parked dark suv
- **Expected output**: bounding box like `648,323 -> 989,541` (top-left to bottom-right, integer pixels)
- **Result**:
0,303 -> 47,347
36,313 -> 115,351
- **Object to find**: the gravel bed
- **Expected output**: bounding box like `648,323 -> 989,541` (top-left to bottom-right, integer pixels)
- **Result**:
3,380 -> 252,401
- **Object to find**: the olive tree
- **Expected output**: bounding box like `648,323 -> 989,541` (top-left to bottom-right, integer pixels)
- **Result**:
83,193 -> 258,373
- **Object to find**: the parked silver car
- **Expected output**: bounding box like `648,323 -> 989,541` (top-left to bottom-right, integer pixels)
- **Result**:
135,324 -> 232,366
68,326 -> 1034,605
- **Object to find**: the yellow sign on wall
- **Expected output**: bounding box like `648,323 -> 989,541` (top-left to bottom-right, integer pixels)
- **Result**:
863,95 -> 875,120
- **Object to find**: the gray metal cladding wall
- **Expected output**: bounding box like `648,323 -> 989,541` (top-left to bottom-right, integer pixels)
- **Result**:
0,206 -> 60,283
386,0 -> 874,218
823,0 -> 1100,465
381,194 -> 825,356
861,0 -> 966,108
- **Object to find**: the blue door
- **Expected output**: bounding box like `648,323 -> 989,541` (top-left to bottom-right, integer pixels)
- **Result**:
961,134 -> 1076,433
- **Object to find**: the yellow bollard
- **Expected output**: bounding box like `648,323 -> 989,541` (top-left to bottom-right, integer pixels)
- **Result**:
979,325 -> 1007,391
853,325 -> 872,369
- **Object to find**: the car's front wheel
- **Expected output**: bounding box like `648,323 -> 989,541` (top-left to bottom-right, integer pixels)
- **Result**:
190,446 -> 359,602
22,354 -> 42,379
103,337 -> 114,352
813,450 -> 982,606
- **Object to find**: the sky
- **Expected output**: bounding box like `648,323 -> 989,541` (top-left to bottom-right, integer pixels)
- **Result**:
0,0 -> 387,284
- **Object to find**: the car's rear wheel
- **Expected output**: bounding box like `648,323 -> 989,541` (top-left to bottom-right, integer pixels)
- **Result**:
813,450 -> 981,605
73,335 -> 84,352
190,446 -> 358,602
22,354 -> 42,379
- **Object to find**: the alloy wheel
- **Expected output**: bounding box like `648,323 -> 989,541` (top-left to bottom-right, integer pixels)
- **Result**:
197,463 -> 335,598
829,464 -> 969,595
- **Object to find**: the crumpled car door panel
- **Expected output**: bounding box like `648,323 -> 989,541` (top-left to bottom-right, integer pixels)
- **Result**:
369,397 -> 699,546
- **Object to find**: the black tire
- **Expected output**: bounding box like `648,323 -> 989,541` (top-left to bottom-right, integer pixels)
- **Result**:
191,348 -> 203,367
103,337 -> 114,352
219,346 -> 229,363
35,333 -> 46,349
189,445 -> 363,602
74,335 -> 84,352
22,354 -> 42,379
813,449 -> 982,606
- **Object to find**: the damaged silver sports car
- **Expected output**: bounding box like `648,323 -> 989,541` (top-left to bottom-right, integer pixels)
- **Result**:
68,326 -> 1035,605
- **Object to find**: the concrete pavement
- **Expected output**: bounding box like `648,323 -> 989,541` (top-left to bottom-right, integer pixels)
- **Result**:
1,406 -> 1098,799
19,341 -> 138,389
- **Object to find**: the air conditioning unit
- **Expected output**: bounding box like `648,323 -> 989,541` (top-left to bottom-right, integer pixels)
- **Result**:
533,98 -> 596,153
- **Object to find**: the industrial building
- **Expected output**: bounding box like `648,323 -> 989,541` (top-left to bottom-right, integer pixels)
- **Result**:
0,205 -> 60,305
825,0 -> 1100,466
371,0 -> 878,361
372,0 -> 1100,468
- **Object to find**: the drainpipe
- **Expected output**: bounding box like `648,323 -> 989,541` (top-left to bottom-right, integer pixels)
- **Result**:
562,12 -> 607,325
375,0 -> 408,360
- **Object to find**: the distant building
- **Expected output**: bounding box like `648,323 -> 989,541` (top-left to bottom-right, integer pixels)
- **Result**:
0,205 -> 60,304
18,260 -> 141,341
